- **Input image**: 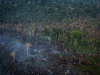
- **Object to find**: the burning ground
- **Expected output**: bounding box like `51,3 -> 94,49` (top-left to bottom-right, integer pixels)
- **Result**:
0,29 -> 85,75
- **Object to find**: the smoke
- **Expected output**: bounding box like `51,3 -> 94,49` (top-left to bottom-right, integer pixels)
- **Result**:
0,30 -> 84,75
0,32 -> 64,74
9,40 -> 60,74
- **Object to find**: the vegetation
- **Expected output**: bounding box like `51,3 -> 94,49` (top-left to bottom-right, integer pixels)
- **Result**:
0,0 -> 100,74
42,27 -> 100,54
75,55 -> 100,75
0,0 -> 100,23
